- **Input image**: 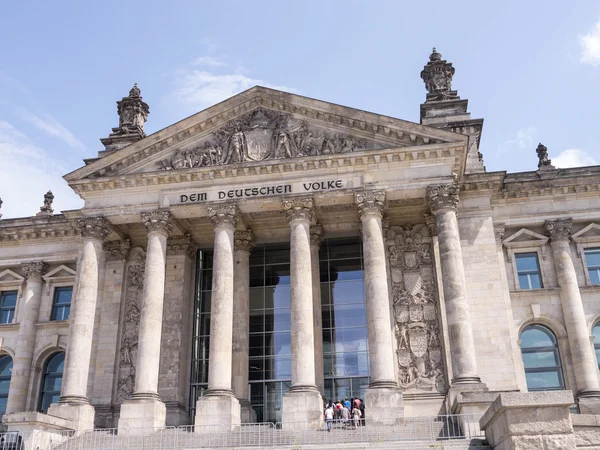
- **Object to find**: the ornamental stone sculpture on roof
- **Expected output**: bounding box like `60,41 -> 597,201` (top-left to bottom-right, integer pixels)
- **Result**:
156,108 -> 371,170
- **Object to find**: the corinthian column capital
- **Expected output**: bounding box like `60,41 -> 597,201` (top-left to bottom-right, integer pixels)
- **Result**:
234,229 -> 255,252
545,218 -> 572,242
21,261 -> 48,280
310,224 -> 323,248
208,204 -> 239,229
76,216 -> 112,240
427,184 -> 460,214
355,191 -> 385,219
424,213 -> 438,236
103,239 -> 131,261
283,197 -> 314,223
142,211 -> 173,235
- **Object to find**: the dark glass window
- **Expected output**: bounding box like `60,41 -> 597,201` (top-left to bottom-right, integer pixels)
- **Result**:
51,287 -> 72,321
520,325 -> 564,391
585,248 -> 600,285
0,291 -> 17,324
39,352 -> 64,412
515,253 -> 543,289
592,323 -> 600,370
0,355 -> 13,418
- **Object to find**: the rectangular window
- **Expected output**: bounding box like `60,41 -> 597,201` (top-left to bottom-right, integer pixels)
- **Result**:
585,248 -> 600,285
515,253 -> 543,289
51,287 -> 72,321
0,291 -> 17,324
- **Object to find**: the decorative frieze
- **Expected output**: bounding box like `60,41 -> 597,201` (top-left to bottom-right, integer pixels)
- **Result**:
76,216 -> 113,240
355,191 -> 385,219
142,211 -> 173,235
208,204 -> 239,229
21,261 -> 48,280
426,184 -> 459,214
545,219 -> 572,242
386,224 -> 446,393
103,239 -> 131,261
234,230 -> 254,252
309,224 -> 323,247
283,197 -> 314,223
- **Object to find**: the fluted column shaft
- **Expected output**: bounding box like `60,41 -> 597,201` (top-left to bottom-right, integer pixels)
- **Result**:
546,219 -> 600,397
133,211 -> 172,398
427,185 -> 480,384
6,262 -> 47,413
232,230 -> 253,403
61,217 -> 111,402
284,197 -> 317,390
355,191 -> 398,388
310,225 -> 324,393
207,205 -> 238,395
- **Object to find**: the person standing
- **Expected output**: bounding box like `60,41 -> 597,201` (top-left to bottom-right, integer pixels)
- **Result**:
352,404 -> 362,428
325,404 -> 334,432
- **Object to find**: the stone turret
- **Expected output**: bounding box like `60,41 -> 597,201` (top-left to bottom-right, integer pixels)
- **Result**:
98,83 -> 150,157
420,48 -> 485,174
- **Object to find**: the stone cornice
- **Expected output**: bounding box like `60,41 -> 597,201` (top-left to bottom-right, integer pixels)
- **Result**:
0,217 -> 80,243
283,196 -> 314,223
545,219 -> 572,242
355,191 -> 385,219
142,211 -> 173,235
234,229 -> 254,252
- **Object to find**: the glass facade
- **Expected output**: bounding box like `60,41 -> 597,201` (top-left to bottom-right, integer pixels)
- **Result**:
190,237 -> 370,422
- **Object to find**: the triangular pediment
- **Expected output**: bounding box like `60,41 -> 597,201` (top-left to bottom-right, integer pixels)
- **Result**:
65,86 -> 468,182
572,223 -> 600,243
0,269 -> 24,284
43,265 -> 76,281
503,228 -> 549,247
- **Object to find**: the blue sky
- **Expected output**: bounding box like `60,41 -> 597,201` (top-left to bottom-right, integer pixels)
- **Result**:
1,1 -> 600,218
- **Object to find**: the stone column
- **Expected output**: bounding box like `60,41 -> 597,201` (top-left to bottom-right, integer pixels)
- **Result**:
281,197 -> 322,429
310,224 -> 325,394
195,204 -> 241,430
48,217 -> 111,431
5,262 -> 47,414
545,219 -> 600,413
231,229 -> 256,423
427,184 -> 481,386
118,211 -> 172,430
355,191 -> 403,422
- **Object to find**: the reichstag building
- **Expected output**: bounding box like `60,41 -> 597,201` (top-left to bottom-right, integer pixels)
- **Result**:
1,49 -> 600,434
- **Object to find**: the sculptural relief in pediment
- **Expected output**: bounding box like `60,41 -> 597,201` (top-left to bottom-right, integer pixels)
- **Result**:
155,108 -> 385,171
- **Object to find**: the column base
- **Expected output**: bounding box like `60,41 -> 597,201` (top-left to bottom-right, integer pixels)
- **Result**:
195,393 -> 240,431
118,396 -> 166,431
47,400 -> 95,431
239,399 -> 257,423
578,391 -> 600,414
281,388 -> 323,430
364,386 -> 404,425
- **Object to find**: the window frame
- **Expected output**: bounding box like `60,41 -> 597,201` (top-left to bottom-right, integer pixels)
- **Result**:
571,224 -> 600,287
502,228 -> 549,291
50,285 -> 73,321
520,324 -> 565,392
0,354 -> 13,418
514,252 -> 544,290
38,352 -> 65,413
0,290 -> 18,325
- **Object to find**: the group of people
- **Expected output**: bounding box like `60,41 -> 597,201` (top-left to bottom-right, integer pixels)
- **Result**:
323,397 -> 365,431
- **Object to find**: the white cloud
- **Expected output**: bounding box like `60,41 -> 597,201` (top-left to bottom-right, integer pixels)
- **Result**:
172,70 -> 298,111
553,148 -> 597,168
191,56 -> 227,67
580,19 -> 600,66
0,121 -> 82,219
497,126 -> 537,156
17,108 -> 85,151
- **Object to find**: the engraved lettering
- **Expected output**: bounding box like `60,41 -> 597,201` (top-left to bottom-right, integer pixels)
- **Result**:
180,195 -> 188,203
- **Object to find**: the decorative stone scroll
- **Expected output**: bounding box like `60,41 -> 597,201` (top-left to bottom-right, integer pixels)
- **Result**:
283,197 -> 314,223
234,230 -> 254,252
355,191 -> 385,219
142,211 -> 173,235
545,219 -> 572,242
103,239 -> 131,261
21,261 -> 48,280
117,247 -> 145,401
426,184 -> 459,214
156,108 -> 371,170
208,204 -> 239,229
76,217 -> 113,240
386,224 -> 446,393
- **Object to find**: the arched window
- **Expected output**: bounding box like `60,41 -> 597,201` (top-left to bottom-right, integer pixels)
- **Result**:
520,325 -> 564,391
0,355 -> 13,417
38,352 -> 64,412
592,322 -> 600,370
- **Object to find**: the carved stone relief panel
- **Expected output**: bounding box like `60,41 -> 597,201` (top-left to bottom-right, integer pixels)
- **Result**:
156,109 -> 384,170
386,224 -> 446,393
117,247 -> 145,402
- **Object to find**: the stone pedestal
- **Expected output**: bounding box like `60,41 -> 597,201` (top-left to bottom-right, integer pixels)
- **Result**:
281,389 -> 323,429
194,395 -> 240,431
479,391 -> 576,450
118,397 -> 166,431
364,387 -> 404,424
3,412 -> 75,450
240,400 -> 257,424
47,402 -> 95,431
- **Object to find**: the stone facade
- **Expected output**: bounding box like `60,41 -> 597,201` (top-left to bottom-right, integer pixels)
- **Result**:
0,49 -> 599,437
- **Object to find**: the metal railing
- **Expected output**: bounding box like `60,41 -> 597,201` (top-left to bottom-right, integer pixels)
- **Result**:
0,413 -> 484,449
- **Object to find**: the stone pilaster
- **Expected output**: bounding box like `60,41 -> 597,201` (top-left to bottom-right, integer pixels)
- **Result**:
427,185 -> 481,386
5,262 -> 47,414
232,229 -> 256,423
310,224 -> 325,394
195,204 -> 241,430
118,211 -> 172,430
355,191 -> 403,422
281,197 -> 323,429
48,216 -> 112,431
545,219 -> 600,413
